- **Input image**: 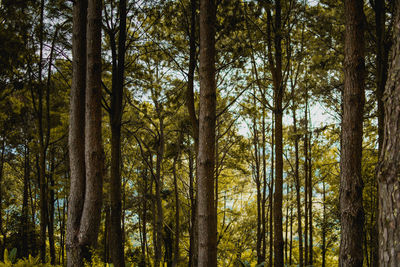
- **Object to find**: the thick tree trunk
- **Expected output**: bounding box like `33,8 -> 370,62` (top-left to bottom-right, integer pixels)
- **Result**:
339,0 -> 365,266
197,0 -> 217,265
377,1 -> 400,266
109,0 -> 127,265
79,0 -> 103,256
67,0 -> 103,265
66,0 -> 87,265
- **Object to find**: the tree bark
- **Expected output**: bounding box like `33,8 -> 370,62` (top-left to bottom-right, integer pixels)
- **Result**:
322,180 -> 326,267
79,0 -> 103,255
291,99 -> 303,267
66,0 -> 87,265
172,134 -> 182,267
197,0 -> 217,266
265,0 -> 284,265
377,1 -> 400,266
109,0 -> 127,265
66,0 -> 103,265
372,0 -> 389,265
339,0 -> 365,266
304,101 -> 309,266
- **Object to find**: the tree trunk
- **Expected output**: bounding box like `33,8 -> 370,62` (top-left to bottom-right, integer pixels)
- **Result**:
322,180 -> 326,267
79,0 -> 103,255
172,136 -> 182,267
292,100 -> 303,267
197,0 -> 217,265
269,117 -> 274,267
372,0 -> 389,265
377,1 -> 400,265
304,101 -> 309,266
66,0 -> 103,265
66,0 -> 87,265
48,152 -> 56,265
186,1 -> 198,265
308,128 -> 313,266
188,145 -> 196,267
21,144 -> 30,258
261,105 -> 267,263
37,0 -> 47,262
109,0 -> 127,265
265,0 -> 284,264
339,0 -> 365,266
252,90 -> 262,264
0,141 -> 4,260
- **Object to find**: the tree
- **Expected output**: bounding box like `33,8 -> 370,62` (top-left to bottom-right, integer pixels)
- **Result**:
339,0 -> 365,266
108,0 -> 127,265
66,0 -> 103,265
197,0 -> 217,266
377,0 -> 400,265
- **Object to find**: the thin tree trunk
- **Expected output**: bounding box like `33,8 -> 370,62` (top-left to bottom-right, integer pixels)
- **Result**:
372,0 -> 389,264
339,0 -> 365,266
252,89 -> 262,264
285,184 -> 289,264
188,145 -> 196,267
104,205 -> 110,263
109,0 -> 127,265
187,1 -> 198,266
140,169 -> 148,267
154,114 -> 165,267
172,134 -> 182,267
308,127 -> 313,265
197,0 -> 217,265
304,99 -> 309,266
265,0 -> 284,264
37,0 -> 47,262
22,144 -> 30,258
292,98 -> 303,267
322,180 -> 326,267
269,117 -> 274,267
0,141 -> 4,260
289,200 -> 293,266
48,152 -> 56,265
261,105 -> 267,264
377,1 -> 400,265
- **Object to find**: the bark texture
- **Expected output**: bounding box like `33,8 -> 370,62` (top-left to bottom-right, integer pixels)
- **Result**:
377,1 -> 400,266
66,0 -> 103,265
197,0 -> 217,266
109,0 -> 127,265
66,0 -> 87,265
339,0 -> 365,266
79,0 -> 103,251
